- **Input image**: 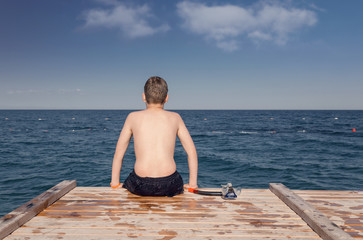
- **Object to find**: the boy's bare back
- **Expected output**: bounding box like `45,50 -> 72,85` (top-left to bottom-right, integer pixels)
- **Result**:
124,108 -> 190,177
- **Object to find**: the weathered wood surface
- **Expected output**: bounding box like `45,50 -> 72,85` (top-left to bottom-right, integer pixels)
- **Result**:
5,187 -> 320,240
0,180 -> 76,240
294,189 -> 363,239
270,183 -> 354,240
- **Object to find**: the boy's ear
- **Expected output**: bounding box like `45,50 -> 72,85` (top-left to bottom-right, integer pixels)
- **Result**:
142,93 -> 146,103
164,94 -> 169,104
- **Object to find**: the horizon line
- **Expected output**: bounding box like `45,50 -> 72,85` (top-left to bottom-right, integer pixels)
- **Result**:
0,108 -> 362,111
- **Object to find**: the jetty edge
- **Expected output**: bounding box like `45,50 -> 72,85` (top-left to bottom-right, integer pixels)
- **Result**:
1,181 -> 360,239
270,183 -> 353,240
0,180 -> 76,239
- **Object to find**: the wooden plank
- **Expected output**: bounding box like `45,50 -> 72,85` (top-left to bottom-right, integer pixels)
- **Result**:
270,183 -> 354,240
52,199 -> 287,208
45,200 -> 294,213
35,212 -> 308,226
25,217 -> 310,228
40,208 -> 300,219
10,227 -> 320,238
294,189 -> 363,239
293,190 -> 363,195
0,180 -> 76,240
5,234 -> 320,240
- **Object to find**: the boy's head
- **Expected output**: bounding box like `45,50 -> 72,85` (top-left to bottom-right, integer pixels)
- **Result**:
144,76 -> 168,104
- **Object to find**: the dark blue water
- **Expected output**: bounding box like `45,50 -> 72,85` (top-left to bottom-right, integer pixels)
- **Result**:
1,110 -> 362,217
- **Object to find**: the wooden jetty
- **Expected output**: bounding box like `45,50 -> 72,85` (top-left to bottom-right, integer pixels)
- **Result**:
294,188 -> 363,239
0,180 -> 361,240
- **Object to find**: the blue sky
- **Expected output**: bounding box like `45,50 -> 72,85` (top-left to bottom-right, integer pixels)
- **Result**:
0,0 -> 362,110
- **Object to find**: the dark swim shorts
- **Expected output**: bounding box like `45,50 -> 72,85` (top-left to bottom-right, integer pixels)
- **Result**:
123,170 -> 184,197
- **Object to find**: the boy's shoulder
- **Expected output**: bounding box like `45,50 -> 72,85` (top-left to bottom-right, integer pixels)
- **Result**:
128,110 -> 182,121
125,111 -> 141,121
127,110 -> 181,117
165,110 -> 181,116
164,110 -> 183,121
126,110 -> 145,120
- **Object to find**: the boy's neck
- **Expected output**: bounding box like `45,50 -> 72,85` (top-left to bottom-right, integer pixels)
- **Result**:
146,103 -> 165,110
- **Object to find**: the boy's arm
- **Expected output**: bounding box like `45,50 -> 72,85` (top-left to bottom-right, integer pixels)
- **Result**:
177,116 -> 198,188
111,114 -> 133,187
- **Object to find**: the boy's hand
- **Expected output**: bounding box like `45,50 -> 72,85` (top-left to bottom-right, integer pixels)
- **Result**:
184,183 -> 198,189
110,182 -> 123,189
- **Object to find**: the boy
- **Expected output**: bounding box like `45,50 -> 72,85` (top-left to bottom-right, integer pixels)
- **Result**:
110,76 -> 198,197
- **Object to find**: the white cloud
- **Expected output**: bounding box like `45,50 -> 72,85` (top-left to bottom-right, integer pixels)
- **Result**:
248,31 -> 272,41
82,2 -> 169,38
177,1 -> 317,51
216,40 -> 239,52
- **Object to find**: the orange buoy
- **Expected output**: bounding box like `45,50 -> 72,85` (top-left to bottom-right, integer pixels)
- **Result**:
353,128 -> 356,132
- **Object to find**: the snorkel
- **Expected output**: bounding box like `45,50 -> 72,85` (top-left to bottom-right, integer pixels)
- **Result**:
188,182 -> 241,200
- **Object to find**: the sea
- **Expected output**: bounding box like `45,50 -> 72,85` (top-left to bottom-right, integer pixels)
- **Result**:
0,110 -> 362,217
